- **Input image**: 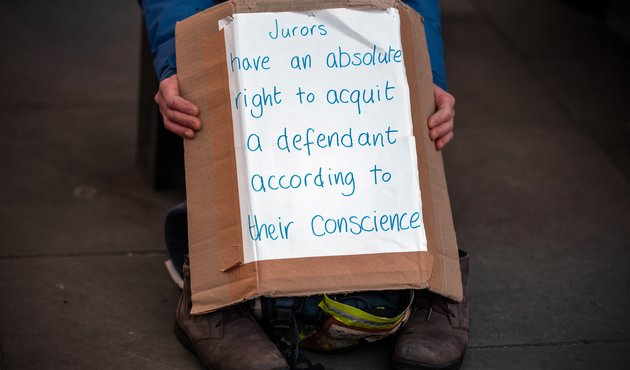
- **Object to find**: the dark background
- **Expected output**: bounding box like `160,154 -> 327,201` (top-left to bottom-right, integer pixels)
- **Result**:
0,0 -> 629,369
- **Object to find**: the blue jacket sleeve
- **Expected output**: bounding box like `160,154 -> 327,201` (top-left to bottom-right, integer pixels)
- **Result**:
402,0 -> 447,90
140,0 -> 447,89
139,0 -> 216,81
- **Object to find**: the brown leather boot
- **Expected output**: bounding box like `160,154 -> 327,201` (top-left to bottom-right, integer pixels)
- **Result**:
392,250 -> 470,370
175,261 -> 289,370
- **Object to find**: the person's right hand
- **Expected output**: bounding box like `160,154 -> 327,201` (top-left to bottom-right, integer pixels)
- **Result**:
154,74 -> 201,139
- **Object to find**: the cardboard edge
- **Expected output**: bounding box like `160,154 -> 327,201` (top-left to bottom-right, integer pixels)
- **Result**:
202,32 -> 245,273
397,1 -> 462,302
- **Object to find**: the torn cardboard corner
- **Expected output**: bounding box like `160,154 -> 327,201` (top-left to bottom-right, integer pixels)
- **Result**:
176,0 -> 462,314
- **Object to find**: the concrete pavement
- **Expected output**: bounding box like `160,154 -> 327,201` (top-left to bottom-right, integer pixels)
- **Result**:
0,0 -> 629,369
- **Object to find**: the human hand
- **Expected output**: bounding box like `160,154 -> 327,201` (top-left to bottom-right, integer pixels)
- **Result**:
154,74 -> 201,139
427,84 -> 455,150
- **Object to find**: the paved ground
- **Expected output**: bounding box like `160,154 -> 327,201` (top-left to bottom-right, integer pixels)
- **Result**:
1,0 -> 629,369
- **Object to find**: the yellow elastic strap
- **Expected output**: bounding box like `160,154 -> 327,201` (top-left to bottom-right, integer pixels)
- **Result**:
318,291 -> 414,330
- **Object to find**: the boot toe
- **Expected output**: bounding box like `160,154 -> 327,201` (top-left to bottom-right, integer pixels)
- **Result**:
196,337 -> 289,370
394,332 -> 467,369
397,340 -> 463,367
248,352 -> 289,370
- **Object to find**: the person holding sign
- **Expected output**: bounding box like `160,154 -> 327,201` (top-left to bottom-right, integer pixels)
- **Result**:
140,1 -> 466,369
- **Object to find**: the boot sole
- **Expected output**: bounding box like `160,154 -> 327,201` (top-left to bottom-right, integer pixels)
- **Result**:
173,321 -> 216,370
392,354 -> 464,370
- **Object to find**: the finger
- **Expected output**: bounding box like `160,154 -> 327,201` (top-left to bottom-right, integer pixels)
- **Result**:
163,118 -> 195,139
428,107 -> 454,129
429,85 -> 455,128
435,131 -> 454,150
159,75 -> 200,116
155,92 -> 170,116
165,108 -> 202,131
166,94 -> 199,117
430,120 -> 454,141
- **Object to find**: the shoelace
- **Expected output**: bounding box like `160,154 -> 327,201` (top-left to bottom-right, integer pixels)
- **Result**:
417,292 -> 456,326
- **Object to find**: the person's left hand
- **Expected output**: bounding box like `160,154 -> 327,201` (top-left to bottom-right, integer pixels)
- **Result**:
427,84 -> 456,150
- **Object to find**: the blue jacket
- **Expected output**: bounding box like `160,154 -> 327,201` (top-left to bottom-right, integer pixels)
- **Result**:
140,0 -> 447,90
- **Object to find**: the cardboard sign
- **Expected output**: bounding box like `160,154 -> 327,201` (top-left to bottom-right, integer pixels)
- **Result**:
221,8 -> 427,263
176,0 -> 462,314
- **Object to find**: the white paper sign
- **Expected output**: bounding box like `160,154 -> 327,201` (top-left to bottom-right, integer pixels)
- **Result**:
221,8 -> 427,262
